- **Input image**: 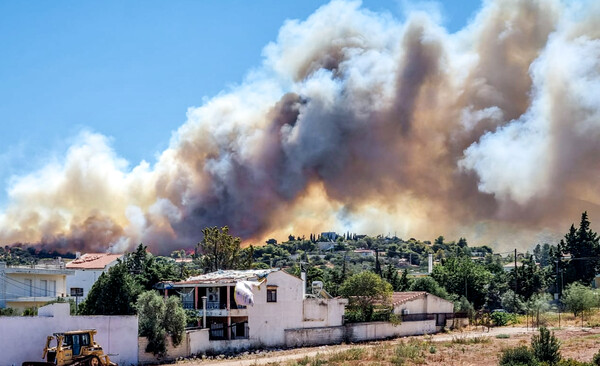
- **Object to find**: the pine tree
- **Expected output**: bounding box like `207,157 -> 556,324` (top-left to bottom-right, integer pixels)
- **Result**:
561,212 -> 600,285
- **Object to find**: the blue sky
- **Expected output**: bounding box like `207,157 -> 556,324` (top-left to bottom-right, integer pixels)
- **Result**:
0,0 -> 481,202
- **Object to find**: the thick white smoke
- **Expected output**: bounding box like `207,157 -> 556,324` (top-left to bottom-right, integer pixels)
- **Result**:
1,0 -> 599,254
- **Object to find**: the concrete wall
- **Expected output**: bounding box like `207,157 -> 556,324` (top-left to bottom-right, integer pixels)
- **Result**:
0,303 -> 138,366
301,298 -> 347,327
426,294 -> 454,313
393,293 -> 454,315
139,333 -> 190,365
285,326 -> 346,347
345,320 -> 437,342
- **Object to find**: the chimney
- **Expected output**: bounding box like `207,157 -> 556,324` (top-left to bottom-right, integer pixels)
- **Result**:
301,271 -> 306,299
76,252 -> 81,259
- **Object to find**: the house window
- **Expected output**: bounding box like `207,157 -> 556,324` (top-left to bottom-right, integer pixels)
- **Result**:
50,280 -> 56,297
24,279 -> 33,296
267,286 -> 277,303
40,280 -> 48,296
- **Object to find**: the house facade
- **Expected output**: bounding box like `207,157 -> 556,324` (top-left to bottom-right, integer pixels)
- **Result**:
65,253 -> 123,299
0,261 -> 74,312
161,269 -> 347,347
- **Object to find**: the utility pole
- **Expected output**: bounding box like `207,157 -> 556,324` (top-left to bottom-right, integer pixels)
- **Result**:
514,249 -> 518,308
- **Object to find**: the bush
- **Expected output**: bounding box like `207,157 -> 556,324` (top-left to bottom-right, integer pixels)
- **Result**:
593,350 -> 600,366
499,346 -> 538,366
0,307 -> 16,316
491,311 -> 518,326
556,360 -> 592,366
531,327 -> 561,364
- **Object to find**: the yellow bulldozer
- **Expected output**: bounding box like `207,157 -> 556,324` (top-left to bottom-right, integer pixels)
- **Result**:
22,329 -> 117,366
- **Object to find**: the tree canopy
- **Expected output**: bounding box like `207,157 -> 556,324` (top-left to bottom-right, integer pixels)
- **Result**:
339,271 -> 393,321
196,226 -> 252,272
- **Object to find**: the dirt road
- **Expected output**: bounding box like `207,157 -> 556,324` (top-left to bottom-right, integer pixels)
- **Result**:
168,326 -> 546,366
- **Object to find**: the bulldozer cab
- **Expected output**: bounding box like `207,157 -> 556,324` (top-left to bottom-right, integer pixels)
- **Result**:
62,332 -> 91,356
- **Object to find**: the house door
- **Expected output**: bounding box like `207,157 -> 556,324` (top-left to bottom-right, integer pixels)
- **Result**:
72,335 -> 81,356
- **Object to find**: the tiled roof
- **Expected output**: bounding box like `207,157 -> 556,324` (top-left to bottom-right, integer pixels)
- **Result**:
66,253 -> 123,269
173,268 -> 280,286
390,291 -> 427,306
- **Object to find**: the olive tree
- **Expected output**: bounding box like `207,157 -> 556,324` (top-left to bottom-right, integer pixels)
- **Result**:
137,291 -> 186,356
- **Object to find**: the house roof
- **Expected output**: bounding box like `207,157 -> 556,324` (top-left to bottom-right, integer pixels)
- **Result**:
172,268 -> 281,286
390,291 -> 427,306
66,253 -> 123,270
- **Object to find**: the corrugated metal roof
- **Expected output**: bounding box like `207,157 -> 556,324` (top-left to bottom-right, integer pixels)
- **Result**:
173,268 -> 280,286
66,253 -> 123,269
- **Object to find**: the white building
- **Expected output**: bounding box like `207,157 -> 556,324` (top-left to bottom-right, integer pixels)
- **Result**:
161,269 -> 347,348
65,253 -> 123,299
390,291 -> 455,328
0,261 -> 74,312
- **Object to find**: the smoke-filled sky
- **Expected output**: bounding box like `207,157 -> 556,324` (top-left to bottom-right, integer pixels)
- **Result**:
1,0 -> 599,255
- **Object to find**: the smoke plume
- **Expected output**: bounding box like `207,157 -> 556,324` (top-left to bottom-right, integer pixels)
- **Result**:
1,0 -> 600,254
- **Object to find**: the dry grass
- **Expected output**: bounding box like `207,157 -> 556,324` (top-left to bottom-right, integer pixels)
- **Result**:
273,328 -> 600,366
513,308 -> 600,329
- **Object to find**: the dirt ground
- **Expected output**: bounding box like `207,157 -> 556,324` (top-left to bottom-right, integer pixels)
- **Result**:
164,325 -> 600,366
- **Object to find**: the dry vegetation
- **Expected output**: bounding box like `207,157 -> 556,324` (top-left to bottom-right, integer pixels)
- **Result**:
172,310 -> 600,366
266,328 -> 600,366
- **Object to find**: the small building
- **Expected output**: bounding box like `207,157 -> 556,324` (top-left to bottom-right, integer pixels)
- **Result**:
320,232 -> 338,241
160,269 -> 347,348
390,291 -> 455,329
65,253 -> 124,299
0,261 -> 74,312
317,242 -> 335,251
353,249 -> 375,257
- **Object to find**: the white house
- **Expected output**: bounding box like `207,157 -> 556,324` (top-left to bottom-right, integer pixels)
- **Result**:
390,291 -> 455,328
160,269 -> 347,348
0,261 -> 74,312
353,249 -> 375,257
65,253 -> 123,299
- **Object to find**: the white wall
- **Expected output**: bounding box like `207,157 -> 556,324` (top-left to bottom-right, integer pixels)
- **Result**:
285,326 -> 346,347
426,294 -> 454,313
302,298 -> 347,327
0,303 -> 138,366
246,270 -> 346,347
247,270 -> 304,346
346,320 -> 437,342
394,293 -> 454,315
66,269 -> 103,299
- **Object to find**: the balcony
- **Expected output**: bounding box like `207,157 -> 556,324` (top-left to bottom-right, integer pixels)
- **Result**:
195,308 -> 248,317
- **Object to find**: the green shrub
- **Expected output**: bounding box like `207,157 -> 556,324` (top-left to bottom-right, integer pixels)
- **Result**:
0,307 -> 16,316
491,311 -> 518,326
393,340 -> 425,365
328,348 -> 365,362
555,359 -> 592,366
531,327 -> 561,364
496,334 -> 511,339
593,349 -> 600,366
499,346 -> 538,366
